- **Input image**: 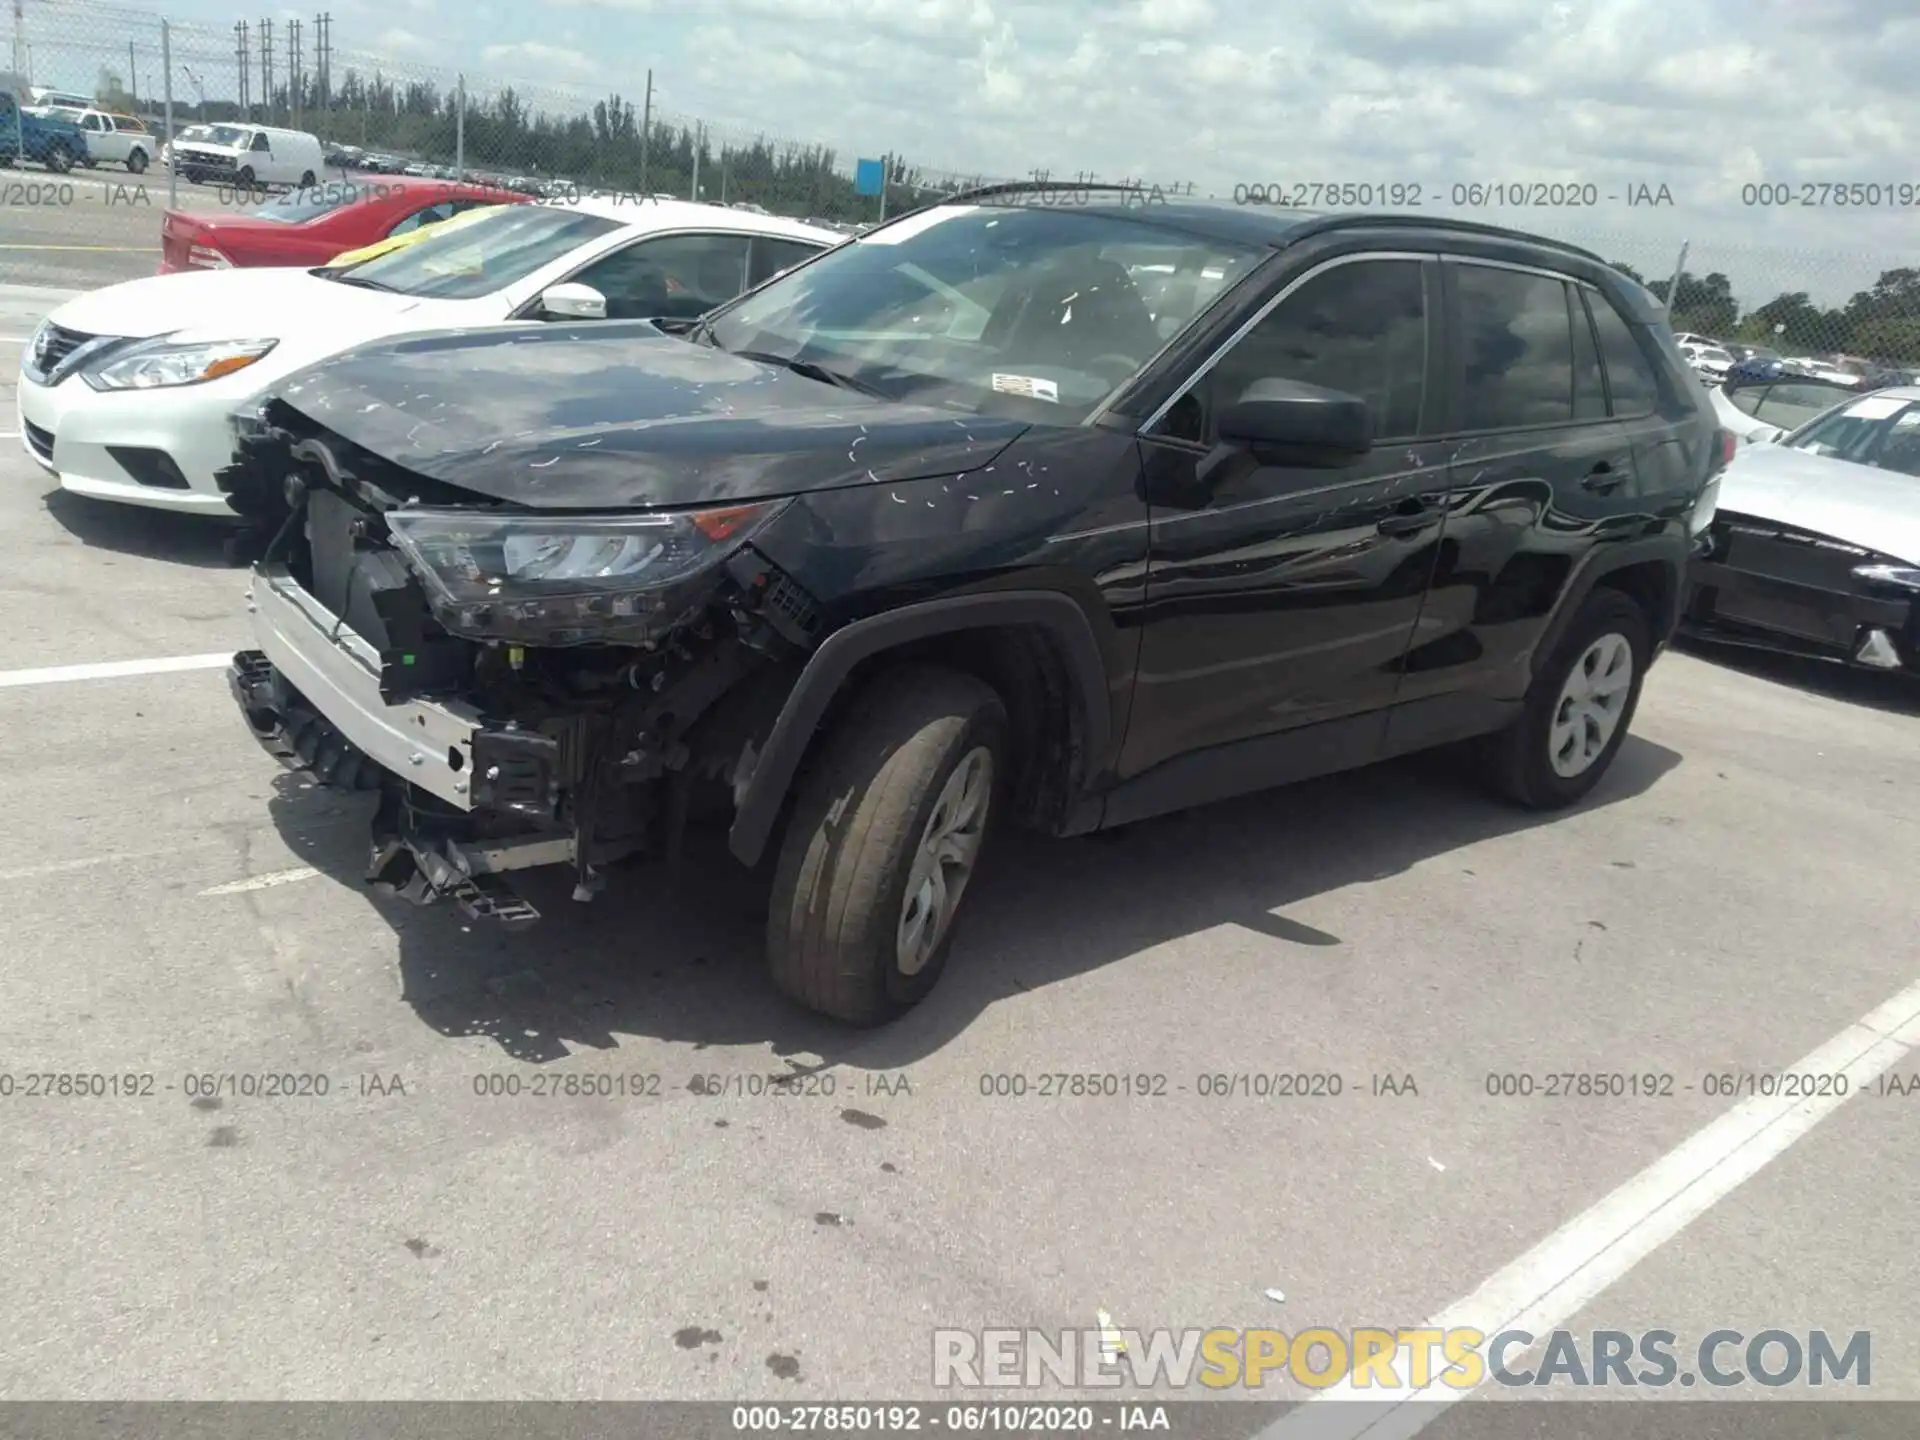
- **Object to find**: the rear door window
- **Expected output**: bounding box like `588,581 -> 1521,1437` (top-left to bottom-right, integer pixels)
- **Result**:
1453,263 -> 1575,430
1587,297 -> 1661,416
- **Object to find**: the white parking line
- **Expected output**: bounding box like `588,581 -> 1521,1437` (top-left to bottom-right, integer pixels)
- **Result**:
0,653 -> 231,688
0,844 -> 220,883
1258,975 -> 1920,1437
200,867 -> 320,895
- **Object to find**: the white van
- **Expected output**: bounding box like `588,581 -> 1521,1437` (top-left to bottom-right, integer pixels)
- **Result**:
167,123 -> 325,190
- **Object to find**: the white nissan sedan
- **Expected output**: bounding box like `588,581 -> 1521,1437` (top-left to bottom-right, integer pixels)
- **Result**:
17,198 -> 839,515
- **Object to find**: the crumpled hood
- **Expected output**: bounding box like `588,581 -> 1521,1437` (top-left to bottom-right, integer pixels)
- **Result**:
49,266 -> 434,345
266,319 -> 1032,509
1719,441 -> 1920,564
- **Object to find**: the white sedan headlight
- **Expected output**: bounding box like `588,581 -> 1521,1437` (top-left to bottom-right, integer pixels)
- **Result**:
83,337 -> 278,392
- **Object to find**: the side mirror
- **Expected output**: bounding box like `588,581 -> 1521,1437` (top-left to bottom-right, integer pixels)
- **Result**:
1218,378 -> 1373,468
539,282 -> 607,320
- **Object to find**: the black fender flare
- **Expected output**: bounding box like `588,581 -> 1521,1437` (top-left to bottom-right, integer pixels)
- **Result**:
727,590 -> 1115,867
1531,530 -> 1688,675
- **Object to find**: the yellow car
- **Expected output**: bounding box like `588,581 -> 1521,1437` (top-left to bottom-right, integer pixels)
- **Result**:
325,203 -> 511,268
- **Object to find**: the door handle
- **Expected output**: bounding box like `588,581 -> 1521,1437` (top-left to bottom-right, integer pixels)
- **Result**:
1582,460 -> 1629,493
1376,506 -> 1443,537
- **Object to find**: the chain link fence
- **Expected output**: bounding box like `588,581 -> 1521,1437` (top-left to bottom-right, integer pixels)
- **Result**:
5,0 -> 1918,373
4,0 -> 1012,220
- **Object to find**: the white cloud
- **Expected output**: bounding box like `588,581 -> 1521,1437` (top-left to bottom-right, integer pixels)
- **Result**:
373,27 -> 436,57
479,41 -> 600,78
150,0 -> 1920,303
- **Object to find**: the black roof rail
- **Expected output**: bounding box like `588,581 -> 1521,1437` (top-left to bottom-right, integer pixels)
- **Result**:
1280,211 -> 1611,266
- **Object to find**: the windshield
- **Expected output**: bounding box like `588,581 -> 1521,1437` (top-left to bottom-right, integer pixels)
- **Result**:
1783,393 -> 1920,476
705,202 -> 1264,422
249,181 -> 381,224
333,202 -> 620,299
194,125 -> 249,147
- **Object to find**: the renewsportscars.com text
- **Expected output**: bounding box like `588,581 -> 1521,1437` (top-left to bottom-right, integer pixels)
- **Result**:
932,1327 -> 1871,1391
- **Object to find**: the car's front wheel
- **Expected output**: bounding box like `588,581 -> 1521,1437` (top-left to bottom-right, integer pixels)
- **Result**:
1479,589 -> 1649,809
767,665 -> 1006,1025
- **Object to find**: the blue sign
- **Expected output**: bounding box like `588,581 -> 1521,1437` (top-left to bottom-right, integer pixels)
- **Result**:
855,157 -> 884,196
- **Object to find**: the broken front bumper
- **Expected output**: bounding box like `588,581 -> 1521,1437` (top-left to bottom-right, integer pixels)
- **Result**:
232,562 -> 481,808
228,563 -> 580,925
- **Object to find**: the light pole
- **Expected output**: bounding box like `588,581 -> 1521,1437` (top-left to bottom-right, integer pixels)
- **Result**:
181,64 -> 207,118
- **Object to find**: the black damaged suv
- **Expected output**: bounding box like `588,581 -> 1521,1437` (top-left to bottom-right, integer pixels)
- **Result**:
224,183 -> 1722,1025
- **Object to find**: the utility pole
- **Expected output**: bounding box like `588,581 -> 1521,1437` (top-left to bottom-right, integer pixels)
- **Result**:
236,21 -> 249,119
288,19 -> 301,131
260,19 -> 274,125
161,20 -> 176,207
9,0 -> 22,164
454,73 -> 464,176
1664,241 -> 1690,321
637,69 -> 650,195
689,120 -> 701,202
315,13 -> 330,121
129,42 -> 137,106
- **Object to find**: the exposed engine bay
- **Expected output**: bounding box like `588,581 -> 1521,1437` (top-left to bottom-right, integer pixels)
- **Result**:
220,399 -> 824,927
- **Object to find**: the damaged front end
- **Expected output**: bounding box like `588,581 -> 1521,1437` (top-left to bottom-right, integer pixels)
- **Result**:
222,399 -> 822,927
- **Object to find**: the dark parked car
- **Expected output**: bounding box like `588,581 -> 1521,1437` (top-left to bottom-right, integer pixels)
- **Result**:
1686,386 -> 1920,675
220,186 -> 1723,1024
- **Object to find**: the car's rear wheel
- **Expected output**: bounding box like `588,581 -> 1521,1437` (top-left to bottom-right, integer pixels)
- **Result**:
298,169 -> 316,188
1478,589 -> 1649,809
127,149 -> 148,174
766,665 -> 1006,1026
43,143 -> 74,174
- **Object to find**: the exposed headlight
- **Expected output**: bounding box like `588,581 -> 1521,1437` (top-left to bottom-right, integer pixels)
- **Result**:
385,501 -> 788,645
1852,563 -> 1920,593
83,337 -> 277,391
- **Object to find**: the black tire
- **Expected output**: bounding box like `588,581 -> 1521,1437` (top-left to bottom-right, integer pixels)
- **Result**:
1479,589 -> 1650,809
43,143 -> 74,174
766,665 -> 1006,1026
299,169 -> 316,189
127,149 -> 148,174
237,165 -> 256,193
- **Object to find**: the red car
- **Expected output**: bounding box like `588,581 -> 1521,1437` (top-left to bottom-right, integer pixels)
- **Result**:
159,175 -> 529,273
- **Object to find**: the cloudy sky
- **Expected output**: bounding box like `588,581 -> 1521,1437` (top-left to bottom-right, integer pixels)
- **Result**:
33,0 -> 1920,304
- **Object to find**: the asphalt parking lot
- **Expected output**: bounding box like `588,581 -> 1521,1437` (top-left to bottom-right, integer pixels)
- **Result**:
2,236 -> 1919,1429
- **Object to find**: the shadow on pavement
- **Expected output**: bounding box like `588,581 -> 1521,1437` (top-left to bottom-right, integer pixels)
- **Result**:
42,487 -> 244,571
1674,632 -> 1920,718
265,732 -> 1683,1071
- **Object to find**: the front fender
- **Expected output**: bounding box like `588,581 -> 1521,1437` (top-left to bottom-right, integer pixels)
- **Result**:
726,589 -> 1114,868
